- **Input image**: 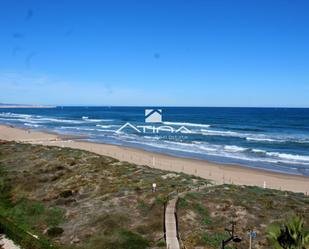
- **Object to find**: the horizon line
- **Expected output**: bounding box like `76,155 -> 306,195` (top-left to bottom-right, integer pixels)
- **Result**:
1,103 -> 309,109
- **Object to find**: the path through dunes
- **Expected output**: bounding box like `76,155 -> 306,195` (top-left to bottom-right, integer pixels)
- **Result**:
165,198 -> 180,249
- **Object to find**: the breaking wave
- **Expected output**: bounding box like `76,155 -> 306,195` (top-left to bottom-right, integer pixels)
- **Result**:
163,121 -> 211,128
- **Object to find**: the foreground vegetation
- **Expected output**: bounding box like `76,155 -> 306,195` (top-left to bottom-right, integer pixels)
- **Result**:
177,185 -> 309,249
267,216 -> 309,249
0,140 -> 308,249
0,140 -> 208,249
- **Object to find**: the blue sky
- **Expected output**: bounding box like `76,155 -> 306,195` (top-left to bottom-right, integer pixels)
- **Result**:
0,0 -> 309,107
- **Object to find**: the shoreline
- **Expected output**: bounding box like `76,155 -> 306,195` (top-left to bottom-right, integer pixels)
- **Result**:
0,124 -> 308,194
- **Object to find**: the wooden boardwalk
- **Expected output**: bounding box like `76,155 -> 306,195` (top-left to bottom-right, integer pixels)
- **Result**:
165,197 -> 180,249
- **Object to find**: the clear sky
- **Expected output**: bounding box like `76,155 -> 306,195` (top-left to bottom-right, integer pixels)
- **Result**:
0,0 -> 309,107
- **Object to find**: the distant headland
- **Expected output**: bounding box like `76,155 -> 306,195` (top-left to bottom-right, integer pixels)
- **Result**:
0,103 -> 56,108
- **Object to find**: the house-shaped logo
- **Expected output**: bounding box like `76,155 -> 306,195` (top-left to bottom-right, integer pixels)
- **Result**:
145,109 -> 162,123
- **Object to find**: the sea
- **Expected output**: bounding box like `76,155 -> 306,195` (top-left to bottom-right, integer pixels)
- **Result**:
1,106 -> 309,176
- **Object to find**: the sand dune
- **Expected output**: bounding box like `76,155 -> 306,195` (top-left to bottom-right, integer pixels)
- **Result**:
0,124 -> 308,194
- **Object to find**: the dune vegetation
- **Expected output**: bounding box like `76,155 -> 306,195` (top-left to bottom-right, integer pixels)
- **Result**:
177,185 -> 309,249
0,140 -> 207,249
0,140 -> 308,249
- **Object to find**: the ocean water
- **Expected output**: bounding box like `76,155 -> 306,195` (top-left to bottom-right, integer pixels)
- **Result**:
1,106 -> 309,176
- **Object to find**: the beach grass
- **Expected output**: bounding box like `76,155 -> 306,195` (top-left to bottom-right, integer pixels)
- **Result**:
1,140 -> 308,249
0,140 -> 208,248
177,184 -> 309,249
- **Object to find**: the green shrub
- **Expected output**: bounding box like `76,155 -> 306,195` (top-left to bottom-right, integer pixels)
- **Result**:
86,229 -> 149,249
193,203 -> 212,225
178,197 -> 189,208
156,239 -> 166,247
118,230 -> 149,249
46,227 -> 64,237
3,199 -> 64,230
203,232 -> 227,248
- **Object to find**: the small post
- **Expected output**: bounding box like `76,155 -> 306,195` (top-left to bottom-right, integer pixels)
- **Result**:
152,183 -> 157,192
248,230 -> 256,249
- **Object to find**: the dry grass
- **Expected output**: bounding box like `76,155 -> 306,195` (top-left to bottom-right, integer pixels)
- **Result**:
177,184 -> 309,249
0,140 -> 209,248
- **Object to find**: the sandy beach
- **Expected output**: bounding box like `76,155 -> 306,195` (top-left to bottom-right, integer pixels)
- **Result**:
0,124 -> 308,194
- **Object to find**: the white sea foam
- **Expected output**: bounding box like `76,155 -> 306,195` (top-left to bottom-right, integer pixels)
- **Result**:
82,116 -> 113,122
164,140 -> 195,146
0,117 -> 24,121
246,136 -> 309,144
59,126 -> 96,131
251,149 -> 267,153
201,129 -> 242,137
143,135 -> 161,140
113,135 -> 309,166
163,121 -> 211,128
95,129 -> 116,133
266,152 -> 309,162
37,117 -> 84,124
1,115 -> 83,125
96,124 -> 115,129
224,145 -> 248,152
246,137 -> 278,142
91,131 -> 309,167
85,118 -> 106,122
0,112 -> 32,118
201,128 -> 309,144
24,123 -> 41,128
